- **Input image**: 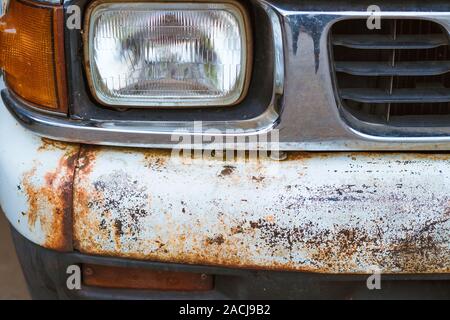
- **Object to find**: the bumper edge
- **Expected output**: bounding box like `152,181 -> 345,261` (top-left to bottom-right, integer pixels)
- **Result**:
11,227 -> 450,300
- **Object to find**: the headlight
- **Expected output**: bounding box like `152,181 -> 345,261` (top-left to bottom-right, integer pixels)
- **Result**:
85,1 -> 251,107
0,0 -> 67,113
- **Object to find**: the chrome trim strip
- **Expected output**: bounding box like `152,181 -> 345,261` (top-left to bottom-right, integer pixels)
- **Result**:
3,89 -> 279,147
262,1 -> 285,95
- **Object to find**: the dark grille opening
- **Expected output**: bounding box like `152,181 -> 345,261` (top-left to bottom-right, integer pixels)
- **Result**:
331,19 -> 450,129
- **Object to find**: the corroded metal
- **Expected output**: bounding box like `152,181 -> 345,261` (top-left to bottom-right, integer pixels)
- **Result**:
19,138 -> 79,250
73,148 -> 450,274
0,101 -> 79,251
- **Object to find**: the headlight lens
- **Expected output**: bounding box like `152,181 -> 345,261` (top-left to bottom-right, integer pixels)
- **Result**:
86,2 -> 251,107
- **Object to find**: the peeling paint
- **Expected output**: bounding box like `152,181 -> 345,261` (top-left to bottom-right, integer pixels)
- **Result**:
72,149 -> 450,274
17,139 -> 80,251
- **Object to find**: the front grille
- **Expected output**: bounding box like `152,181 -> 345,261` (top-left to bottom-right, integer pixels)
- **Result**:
331,19 -> 450,129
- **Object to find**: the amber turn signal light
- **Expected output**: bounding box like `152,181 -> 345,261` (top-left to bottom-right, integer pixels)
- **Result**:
0,0 -> 67,113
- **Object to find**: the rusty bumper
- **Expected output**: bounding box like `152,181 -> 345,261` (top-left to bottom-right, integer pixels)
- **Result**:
1,105 -> 450,274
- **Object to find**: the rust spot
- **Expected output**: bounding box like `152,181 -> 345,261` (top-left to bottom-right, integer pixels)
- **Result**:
286,152 -> 316,161
38,138 -> 77,152
230,225 -> 244,235
252,175 -> 265,183
143,151 -> 169,171
397,153 -> 450,162
250,221 -> 259,229
286,152 -> 450,163
73,165 -> 152,252
144,157 -> 166,170
21,145 -> 80,251
143,149 -> 172,161
76,146 -> 99,176
205,234 -> 225,246
286,152 -> 342,162
219,165 -> 235,176
114,219 -> 124,237
21,167 -> 37,227
71,149 -> 450,273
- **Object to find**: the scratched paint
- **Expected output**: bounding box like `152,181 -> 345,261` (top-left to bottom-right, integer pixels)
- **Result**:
73,149 -> 450,274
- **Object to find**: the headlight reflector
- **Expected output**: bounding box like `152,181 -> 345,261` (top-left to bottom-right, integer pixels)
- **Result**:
86,2 -> 251,107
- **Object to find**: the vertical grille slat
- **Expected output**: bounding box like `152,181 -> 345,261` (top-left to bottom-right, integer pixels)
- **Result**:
331,19 -> 450,128
386,20 -> 397,121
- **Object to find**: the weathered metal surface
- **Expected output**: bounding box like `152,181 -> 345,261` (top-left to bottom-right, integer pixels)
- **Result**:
0,97 -> 79,251
73,148 -> 450,274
